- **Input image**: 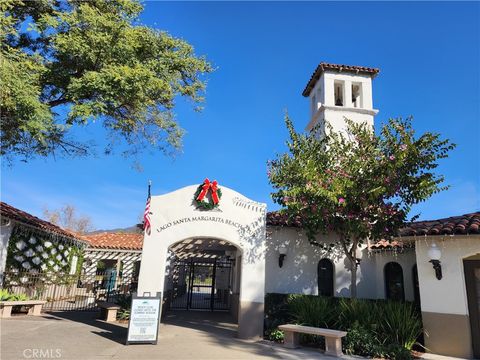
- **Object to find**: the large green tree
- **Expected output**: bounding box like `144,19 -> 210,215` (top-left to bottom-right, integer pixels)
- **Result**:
268,116 -> 455,298
1,0 -> 212,163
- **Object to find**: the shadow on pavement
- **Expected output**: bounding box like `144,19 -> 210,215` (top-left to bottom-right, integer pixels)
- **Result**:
162,310 -> 237,339
47,311 -> 128,345
162,310 -> 286,359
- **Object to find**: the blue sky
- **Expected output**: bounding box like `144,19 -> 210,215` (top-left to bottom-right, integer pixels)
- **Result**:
2,1 -> 479,230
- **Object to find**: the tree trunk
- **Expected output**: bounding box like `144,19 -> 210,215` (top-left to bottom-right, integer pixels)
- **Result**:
350,258 -> 358,299
340,237 -> 359,299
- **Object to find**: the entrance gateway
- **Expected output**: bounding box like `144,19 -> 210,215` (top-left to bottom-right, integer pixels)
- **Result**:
170,258 -> 233,311
137,181 -> 267,339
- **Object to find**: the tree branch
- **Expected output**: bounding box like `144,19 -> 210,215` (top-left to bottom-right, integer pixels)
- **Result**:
48,98 -> 69,107
340,235 -> 354,263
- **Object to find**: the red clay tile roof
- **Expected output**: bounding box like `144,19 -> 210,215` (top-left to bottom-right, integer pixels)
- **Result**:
82,232 -> 143,250
398,212 -> 480,237
267,211 -> 480,235
0,201 -> 85,242
302,62 -> 380,97
369,239 -> 406,250
267,211 -> 480,250
266,211 -> 302,228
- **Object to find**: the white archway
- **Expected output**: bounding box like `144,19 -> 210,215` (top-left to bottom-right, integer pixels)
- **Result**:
137,184 -> 267,339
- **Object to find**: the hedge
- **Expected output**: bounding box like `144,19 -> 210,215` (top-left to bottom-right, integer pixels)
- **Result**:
264,293 -> 423,359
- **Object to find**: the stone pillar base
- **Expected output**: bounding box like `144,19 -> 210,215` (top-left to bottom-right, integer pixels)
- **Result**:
237,301 -> 264,340
325,337 -> 343,357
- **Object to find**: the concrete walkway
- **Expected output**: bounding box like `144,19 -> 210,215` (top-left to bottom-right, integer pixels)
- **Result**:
1,311 -> 357,360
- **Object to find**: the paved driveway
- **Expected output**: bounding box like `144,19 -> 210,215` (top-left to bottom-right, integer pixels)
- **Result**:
1,311 -> 356,360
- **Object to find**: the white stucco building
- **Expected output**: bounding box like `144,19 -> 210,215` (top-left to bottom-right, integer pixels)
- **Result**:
2,61 -> 475,358
135,62 -> 480,358
407,218 -> 480,359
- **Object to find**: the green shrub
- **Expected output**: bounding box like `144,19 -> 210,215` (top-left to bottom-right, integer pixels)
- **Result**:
0,289 -> 12,301
0,290 -> 29,301
264,293 -> 422,359
117,308 -> 130,320
264,293 -> 291,336
336,297 -> 382,331
287,295 -> 336,348
115,294 -> 132,310
288,294 -> 335,328
343,322 -> 382,357
379,301 -> 422,350
268,329 -> 284,343
380,344 -> 413,360
12,293 -> 29,301
115,294 -> 131,321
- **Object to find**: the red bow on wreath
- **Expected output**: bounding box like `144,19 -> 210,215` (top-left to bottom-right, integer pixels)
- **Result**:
196,178 -> 220,205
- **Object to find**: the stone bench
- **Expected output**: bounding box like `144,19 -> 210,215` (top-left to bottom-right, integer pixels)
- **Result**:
97,302 -> 121,322
0,300 -> 47,318
278,324 -> 348,357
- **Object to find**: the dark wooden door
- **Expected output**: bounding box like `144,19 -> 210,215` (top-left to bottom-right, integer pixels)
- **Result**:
464,259 -> 480,358
317,259 -> 334,296
385,262 -> 405,301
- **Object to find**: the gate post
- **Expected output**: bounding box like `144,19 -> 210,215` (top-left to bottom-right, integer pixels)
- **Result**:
210,259 -> 217,311
50,282 -> 57,311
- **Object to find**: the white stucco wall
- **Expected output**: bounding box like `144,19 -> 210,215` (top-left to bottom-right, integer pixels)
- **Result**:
137,185 -> 267,304
323,107 -> 375,136
266,226 -> 417,300
415,235 -> 480,315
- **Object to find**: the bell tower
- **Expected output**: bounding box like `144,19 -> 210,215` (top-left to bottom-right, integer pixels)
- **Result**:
303,62 -> 379,137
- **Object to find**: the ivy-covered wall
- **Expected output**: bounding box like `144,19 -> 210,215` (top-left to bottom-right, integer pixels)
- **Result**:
5,225 -> 84,273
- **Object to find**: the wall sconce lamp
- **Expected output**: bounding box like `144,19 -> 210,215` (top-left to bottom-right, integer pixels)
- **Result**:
278,245 -> 287,268
427,242 -> 442,280
355,246 -> 363,265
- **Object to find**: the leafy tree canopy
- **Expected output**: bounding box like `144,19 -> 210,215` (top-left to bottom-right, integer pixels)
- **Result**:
1,0 -> 213,163
268,115 -> 455,297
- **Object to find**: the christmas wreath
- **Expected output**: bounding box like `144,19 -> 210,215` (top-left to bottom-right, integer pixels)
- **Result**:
193,178 -> 222,210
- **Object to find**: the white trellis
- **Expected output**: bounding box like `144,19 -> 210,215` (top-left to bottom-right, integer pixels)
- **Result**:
83,247 -> 142,278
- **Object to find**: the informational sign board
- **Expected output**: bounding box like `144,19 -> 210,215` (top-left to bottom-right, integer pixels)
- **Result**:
126,292 -> 162,345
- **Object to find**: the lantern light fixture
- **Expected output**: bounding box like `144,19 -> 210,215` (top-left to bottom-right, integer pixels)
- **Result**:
427,242 -> 442,280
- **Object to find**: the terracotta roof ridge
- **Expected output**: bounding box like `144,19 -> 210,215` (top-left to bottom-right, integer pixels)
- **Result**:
403,211 -> 480,225
302,61 -> 380,97
82,231 -> 144,250
0,201 -> 86,243
267,209 -> 480,237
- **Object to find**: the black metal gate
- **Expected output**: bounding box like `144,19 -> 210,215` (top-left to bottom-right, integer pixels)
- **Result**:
170,259 -> 232,311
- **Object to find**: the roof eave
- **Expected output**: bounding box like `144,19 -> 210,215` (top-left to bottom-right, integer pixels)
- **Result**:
302,64 -> 380,97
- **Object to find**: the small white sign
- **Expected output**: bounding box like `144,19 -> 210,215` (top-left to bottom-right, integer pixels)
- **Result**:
127,296 -> 161,343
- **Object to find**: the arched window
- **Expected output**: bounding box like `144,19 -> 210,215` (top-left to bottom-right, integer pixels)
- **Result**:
384,262 -> 405,301
412,264 -> 420,305
318,259 -> 334,297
